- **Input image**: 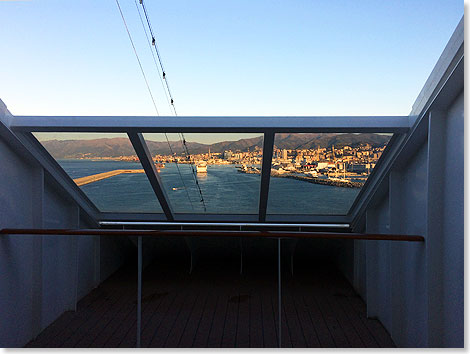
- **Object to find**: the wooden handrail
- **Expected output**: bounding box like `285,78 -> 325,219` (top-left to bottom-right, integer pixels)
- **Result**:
0,228 -> 424,242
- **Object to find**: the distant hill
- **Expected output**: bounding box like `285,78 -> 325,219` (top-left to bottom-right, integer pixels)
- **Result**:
40,133 -> 390,159
272,133 -> 390,150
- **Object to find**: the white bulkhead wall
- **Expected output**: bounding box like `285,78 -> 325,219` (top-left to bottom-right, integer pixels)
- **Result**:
353,17 -> 463,347
0,100 -> 132,347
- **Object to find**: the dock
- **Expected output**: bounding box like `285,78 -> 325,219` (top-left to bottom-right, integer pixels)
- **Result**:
238,167 -> 364,188
73,169 -> 145,186
275,173 -> 364,188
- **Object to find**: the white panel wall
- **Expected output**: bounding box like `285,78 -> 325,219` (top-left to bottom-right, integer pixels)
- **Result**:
364,195 -> 392,330
440,93 -> 463,346
354,92 -> 463,348
0,111 -> 132,347
0,138 -> 37,347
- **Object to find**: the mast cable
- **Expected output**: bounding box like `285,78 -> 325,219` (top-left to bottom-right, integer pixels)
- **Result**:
133,0 -> 194,209
138,0 -> 206,211
115,0 -> 159,116
115,0 -> 196,209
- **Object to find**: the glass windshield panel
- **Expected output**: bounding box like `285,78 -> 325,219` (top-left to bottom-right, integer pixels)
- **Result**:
143,133 -> 264,214
267,133 -> 392,215
33,132 -> 163,213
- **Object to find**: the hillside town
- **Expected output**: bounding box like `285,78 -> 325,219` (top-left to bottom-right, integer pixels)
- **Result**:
151,142 -> 388,187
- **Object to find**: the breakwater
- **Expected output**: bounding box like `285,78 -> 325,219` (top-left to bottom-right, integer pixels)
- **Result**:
73,169 -> 144,186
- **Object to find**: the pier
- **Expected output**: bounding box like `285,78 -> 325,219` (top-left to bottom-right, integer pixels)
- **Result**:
275,173 -> 364,188
73,169 -> 145,186
238,167 -> 364,188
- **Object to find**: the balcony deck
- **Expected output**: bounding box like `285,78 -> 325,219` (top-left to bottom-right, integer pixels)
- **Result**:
26,240 -> 394,348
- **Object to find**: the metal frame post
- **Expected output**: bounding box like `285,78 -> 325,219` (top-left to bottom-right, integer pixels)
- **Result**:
137,236 -> 142,348
128,132 -> 174,221
278,237 -> 281,348
259,132 -> 275,222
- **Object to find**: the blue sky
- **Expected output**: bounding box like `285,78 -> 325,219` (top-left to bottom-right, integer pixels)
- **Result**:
0,0 -> 463,118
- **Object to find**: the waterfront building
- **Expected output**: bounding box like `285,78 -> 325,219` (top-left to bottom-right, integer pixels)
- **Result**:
282,148 -> 288,161
222,150 -> 232,159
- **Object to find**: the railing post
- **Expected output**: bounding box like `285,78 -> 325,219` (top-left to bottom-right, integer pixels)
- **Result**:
137,236 -> 142,348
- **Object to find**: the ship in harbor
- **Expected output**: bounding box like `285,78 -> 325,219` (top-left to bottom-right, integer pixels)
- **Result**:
196,161 -> 207,173
237,164 -> 260,174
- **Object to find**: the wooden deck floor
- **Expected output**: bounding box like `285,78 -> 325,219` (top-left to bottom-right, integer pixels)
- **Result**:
26,253 -> 394,348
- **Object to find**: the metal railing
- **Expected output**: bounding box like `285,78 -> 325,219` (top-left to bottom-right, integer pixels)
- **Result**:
0,227 -> 424,347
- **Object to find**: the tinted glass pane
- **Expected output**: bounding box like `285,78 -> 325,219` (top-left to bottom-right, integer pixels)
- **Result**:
267,133 -> 392,215
143,133 -> 264,214
33,132 -> 163,213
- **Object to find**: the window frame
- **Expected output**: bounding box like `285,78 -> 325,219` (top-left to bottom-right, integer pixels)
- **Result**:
12,115 -> 409,228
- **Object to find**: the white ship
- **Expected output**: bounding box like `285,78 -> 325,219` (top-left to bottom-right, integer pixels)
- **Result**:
272,167 -> 289,174
196,162 -> 207,173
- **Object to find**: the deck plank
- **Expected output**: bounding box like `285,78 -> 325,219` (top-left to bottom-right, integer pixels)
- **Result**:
293,280 -> 335,347
206,287 -> 229,348
299,276 -> 349,347
58,286 -> 125,347
192,287 -> 218,347
178,278 -> 210,348
235,276 -> 251,348
72,282 -> 134,347
164,276 -> 201,348
282,285 -> 307,347
117,267 -> 176,347
25,286 -> 105,348
285,286 -> 324,348
148,276 -> 194,348
141,272 -> 186,347
25,258 -> 394,348
328,273 -> 380,348
316,273 -> 365,348
220,277 -> 240,348
248,290 -> 264,347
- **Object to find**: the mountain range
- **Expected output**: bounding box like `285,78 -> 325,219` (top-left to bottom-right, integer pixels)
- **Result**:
40,133 -> 391,159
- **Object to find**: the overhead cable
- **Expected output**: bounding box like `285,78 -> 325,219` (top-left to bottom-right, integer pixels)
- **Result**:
133,0 -> 195,209
137,0 -> 207,211
115,0 -> 197,210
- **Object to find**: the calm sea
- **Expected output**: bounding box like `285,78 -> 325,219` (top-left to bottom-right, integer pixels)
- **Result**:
59,160 -> 359,215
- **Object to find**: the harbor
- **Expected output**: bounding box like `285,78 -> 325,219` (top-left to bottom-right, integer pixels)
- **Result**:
238,165 -> 364,188
62,160 -> 360,215
72,163 -> 363,190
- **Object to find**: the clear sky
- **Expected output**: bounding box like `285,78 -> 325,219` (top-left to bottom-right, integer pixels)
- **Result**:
0,0 -> 463,118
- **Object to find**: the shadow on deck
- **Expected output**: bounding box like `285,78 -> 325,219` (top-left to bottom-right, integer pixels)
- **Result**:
26,237 -> 395,348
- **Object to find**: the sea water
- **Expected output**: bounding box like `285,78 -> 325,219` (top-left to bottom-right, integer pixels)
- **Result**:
59,160 -> 359,215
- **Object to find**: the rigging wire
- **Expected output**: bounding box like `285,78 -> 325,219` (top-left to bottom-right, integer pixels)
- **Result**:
115,0 -> 198,210
133,0 -> 195,210
137,0 -> 207,211
138,0 -> 175,115
115,0 -> 159,116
